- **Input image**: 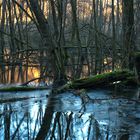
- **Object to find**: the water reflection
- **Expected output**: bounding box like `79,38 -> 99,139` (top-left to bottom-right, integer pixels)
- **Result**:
0,89 -> 140,140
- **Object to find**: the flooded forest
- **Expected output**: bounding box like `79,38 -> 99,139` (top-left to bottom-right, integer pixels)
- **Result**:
0,0 -> 140,140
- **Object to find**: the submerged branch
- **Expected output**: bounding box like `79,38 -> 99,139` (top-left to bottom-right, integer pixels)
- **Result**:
0,97 -> 34,104
0,86 -> 48,92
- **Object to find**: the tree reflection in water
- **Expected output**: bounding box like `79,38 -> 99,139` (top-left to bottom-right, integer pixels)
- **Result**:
0,90 -> 140,140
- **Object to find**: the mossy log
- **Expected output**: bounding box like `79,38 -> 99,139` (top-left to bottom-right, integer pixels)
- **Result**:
56,70 -> 137,93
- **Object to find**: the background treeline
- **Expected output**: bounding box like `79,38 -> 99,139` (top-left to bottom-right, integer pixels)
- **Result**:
0,0 -> 139,84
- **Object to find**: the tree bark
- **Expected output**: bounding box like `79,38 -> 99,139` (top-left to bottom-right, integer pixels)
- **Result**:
70,0 -> 83,78
0,0 -> 6,83
122,0 -> 134,70
29,0 -> 67,87
111,0 -> 116,70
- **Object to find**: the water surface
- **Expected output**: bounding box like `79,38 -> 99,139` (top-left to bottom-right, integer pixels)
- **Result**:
0,89 -> 140,140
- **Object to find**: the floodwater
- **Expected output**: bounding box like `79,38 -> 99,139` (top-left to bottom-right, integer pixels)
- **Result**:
0,89 -> 140,140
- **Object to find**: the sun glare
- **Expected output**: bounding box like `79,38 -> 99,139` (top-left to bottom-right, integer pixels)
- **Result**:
33,69 -> 40,78
28,68 -> 40,79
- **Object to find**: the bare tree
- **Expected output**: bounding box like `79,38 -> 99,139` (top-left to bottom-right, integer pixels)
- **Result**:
122,0 -> 134,70
111,0 -> 116,70
28,0 -> 67,87
0,0 -> 6,83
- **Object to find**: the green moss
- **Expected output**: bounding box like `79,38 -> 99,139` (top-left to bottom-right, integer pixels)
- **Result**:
134,52 -> 140,57
56,70 -> 136,93
71,70 -> 134,88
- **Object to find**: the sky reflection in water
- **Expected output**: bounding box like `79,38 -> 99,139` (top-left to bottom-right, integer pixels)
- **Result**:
0,89 -> 140,140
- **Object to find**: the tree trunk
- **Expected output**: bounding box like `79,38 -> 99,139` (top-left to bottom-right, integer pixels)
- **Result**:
7,0 -> 16,83
0,0 -> 6,83
70,0 -> 83,78
122,0 -> 134,70
29,0 -> 67,87
111,0 -> 116,70
93,0 -> 99,74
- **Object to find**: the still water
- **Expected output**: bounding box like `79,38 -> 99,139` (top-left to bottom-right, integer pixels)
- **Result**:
0,89 -> 140,140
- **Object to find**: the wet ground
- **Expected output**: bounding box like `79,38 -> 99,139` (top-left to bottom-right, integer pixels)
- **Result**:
0,89 -> 140,140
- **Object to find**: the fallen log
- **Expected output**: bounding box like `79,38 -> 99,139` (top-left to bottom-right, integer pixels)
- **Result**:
55,70 -> 137,93
71,70 -> 136,88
